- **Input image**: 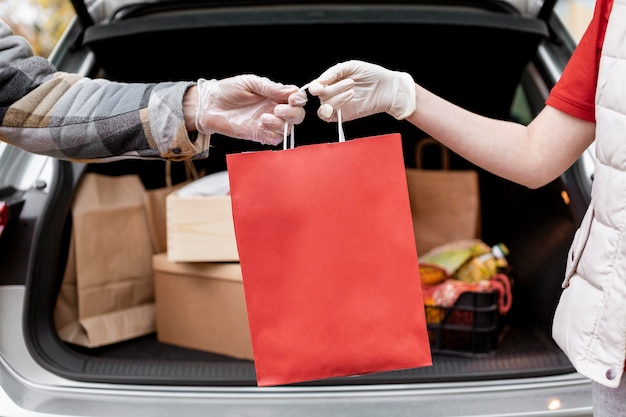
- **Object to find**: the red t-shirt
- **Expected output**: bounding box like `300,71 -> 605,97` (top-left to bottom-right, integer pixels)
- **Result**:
545,0 -> 613,122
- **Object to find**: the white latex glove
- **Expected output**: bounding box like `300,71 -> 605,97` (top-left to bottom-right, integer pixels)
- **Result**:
195,75 -> 307,146
308,60 -> 416,122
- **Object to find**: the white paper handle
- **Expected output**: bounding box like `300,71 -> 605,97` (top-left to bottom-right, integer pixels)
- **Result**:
284,109 -> 345,149
337,108 -> 345,142
283,83 -> 346,149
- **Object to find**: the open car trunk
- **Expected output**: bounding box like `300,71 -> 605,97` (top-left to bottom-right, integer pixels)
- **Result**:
26,0 -> 583,386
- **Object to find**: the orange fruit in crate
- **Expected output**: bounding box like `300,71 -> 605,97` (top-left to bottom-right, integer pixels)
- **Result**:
424,298 -> 444,325
419,263 -> 449,285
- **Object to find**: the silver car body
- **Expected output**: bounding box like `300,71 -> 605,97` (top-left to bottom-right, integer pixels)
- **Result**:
0,0 -> 596,415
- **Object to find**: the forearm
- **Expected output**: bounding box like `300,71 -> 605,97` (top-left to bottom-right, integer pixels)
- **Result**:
406,84 -> 595,188
183,85 -> 199,132
1,74 -> 208,162
311,59 -> 595,187
0,18 -> 207,162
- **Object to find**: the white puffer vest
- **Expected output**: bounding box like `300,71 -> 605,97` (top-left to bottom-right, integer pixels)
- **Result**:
552,0 -> 626,389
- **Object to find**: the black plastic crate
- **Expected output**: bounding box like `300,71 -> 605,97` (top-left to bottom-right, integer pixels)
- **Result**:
425,290 -> 501,357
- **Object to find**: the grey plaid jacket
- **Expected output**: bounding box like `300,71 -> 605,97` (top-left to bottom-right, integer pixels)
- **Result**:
0,19 -> 210,162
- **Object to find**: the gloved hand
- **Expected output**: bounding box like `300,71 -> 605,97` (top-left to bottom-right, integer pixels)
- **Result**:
195,75 -> 308,146
308,60 -> 416,122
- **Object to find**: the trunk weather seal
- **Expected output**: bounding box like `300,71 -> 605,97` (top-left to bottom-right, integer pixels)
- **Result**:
83,5 -> 548,45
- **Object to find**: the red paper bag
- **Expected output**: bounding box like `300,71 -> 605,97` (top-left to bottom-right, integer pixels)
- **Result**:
227,133 -> 432,386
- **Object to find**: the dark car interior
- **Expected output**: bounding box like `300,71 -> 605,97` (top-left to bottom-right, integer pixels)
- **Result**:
24,0 -> 581,386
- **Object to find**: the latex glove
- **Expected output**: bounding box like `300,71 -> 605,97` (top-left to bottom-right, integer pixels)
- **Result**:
308,60 -> 416,122
195,75 -> 307,146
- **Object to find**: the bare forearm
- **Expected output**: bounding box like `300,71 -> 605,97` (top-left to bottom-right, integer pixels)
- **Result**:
406,84 -> 595,188
183,86 -> 199,132
407,85 -> 533,184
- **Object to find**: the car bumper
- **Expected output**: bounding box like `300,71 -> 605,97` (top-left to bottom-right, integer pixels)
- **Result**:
1,286 -> 593,417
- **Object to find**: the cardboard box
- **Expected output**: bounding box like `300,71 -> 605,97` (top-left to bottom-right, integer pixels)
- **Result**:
166,192 -> 239,262
153,253 -> 253,360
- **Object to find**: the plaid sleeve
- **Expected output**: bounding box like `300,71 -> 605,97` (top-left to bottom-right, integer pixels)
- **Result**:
0,18 -> 209,162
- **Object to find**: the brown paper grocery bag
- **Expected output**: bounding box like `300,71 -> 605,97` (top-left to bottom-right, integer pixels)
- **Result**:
143,160 -> 199,253
406,138 -> 481,254
54,173 -> 156,347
